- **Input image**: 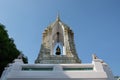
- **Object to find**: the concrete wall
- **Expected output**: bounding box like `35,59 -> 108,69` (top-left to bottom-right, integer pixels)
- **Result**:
0,59 -> 115,80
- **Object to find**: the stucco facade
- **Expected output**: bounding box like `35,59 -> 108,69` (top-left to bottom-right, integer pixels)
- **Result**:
1,56 -> 115,80
35,16 -> 80,64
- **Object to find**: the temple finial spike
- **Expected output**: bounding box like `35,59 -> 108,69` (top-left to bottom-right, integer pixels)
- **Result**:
56,12 -> 60,21
92,54 -> 98,60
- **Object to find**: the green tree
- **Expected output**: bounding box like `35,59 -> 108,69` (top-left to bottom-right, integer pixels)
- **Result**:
0,24 -> 28,77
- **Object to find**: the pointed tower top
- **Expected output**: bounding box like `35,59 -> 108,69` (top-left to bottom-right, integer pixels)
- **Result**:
56,13 -> 60,21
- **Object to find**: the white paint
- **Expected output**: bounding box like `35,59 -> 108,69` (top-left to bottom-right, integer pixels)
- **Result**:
0,57 -> 115,80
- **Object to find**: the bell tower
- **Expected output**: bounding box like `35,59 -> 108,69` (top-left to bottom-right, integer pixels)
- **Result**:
35,15 -> 81,64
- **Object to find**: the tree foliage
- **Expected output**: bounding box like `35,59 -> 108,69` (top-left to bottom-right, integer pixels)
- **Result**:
0,24 -> 28,77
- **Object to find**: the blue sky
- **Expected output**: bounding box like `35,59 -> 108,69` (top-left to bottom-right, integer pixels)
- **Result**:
0,0 -> 120,76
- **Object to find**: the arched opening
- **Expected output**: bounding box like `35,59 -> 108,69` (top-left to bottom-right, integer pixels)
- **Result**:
51,22 -> 65,55
56,46 -> 61,55
53,43 -> 63,55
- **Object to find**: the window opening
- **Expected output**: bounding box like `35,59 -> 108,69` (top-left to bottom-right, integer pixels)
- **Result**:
63,67 -> 93,71
22,67 -> 53,71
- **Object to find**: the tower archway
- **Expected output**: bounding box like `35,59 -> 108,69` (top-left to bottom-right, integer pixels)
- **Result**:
51,21 -> 65,56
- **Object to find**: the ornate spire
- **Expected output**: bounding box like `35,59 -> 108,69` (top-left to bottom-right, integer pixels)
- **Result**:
92,54 -> 105,63
92,54 -> 98,60
56,13 -> 60,21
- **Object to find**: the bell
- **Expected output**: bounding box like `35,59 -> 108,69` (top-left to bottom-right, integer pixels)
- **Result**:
55,46 -> 61,55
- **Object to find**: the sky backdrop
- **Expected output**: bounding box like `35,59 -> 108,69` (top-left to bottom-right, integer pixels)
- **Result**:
0,0 -> 120,76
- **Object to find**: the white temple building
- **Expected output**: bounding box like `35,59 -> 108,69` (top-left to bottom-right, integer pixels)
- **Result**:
0,15 -> 115,80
